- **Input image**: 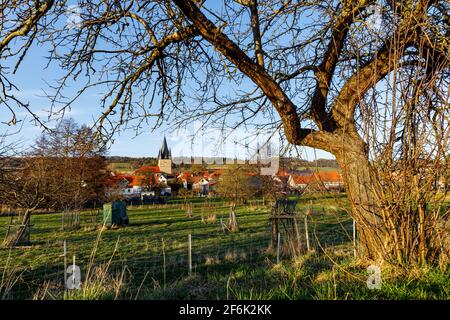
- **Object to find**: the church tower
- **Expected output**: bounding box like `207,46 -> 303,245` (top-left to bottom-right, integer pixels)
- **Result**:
157,137 -> 172,174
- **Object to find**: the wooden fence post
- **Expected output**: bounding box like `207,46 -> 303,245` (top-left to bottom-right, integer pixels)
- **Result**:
162,238 -> 166,289
276,232 -> 281,264
63,240 -> 67,290
293,217 -> 302,254
353,219 -> 357,258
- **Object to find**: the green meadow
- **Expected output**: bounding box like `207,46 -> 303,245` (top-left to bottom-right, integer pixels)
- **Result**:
0,195 -> 448,300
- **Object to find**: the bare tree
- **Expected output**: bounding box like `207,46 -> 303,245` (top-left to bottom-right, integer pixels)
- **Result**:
216,165 -> 258,204
33,118 -> 108,212
1,155 -> 60,246
0,1 -> 449,265
0,119 -> 107,244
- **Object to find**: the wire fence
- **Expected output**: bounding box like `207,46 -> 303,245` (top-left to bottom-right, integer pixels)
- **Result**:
0,200 -> 356,299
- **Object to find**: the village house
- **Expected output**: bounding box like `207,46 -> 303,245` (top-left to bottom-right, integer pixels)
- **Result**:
106,138 -> 174,198
177,170 -> 221,196
106,137 -> 345,199
105,173 -> 139,197
192,177 -> 211,196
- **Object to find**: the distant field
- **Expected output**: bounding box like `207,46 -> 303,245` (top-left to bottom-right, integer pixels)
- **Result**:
0,195 -> 447,300
107,162 -> 139,173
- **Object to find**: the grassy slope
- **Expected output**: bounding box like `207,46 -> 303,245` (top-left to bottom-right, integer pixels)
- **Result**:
107,162 -> 137,173
0,195 -> 448,300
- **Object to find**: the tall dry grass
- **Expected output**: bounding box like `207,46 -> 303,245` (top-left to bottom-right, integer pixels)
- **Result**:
33,227 -> 129,300
0,252 -> 23,300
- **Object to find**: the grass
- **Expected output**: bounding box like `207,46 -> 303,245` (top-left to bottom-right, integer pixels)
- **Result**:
0,200 -> 272,299
107,162 -> 139,173
136,253 -> 449,300
0,195 -> 448,300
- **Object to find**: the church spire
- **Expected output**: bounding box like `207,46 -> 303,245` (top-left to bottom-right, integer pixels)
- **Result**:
159,136 -> 171,160
158,136 -> 172,174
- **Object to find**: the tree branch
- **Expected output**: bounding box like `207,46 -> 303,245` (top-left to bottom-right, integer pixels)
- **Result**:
0,0 -> 54,53
330,0 -> 435,132
96,24 -> 199,135
310,0 -> 374,131
249,0 -> 264,67
172,0 -> 310,145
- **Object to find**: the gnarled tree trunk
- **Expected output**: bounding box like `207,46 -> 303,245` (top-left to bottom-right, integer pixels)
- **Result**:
329,133 -> 448,266
333,136 -> 383,259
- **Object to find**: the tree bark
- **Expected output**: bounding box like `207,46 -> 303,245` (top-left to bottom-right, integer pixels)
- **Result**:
332,135 -> 383,260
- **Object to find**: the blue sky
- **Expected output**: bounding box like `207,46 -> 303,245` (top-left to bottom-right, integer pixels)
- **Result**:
0,1 -> 334,160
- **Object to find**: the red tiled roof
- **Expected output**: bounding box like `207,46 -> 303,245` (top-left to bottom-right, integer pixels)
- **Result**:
291,175 -> 314,184
105,173 -> 133,187
276,170 -> 290,177
106,173 -> 158,188
191,176 -> 206,184
178,170 -> 223,183
130,175 -> 158,187
290,171 -> 341,185
314,171 -> 341,182
177,172 -> 192,179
